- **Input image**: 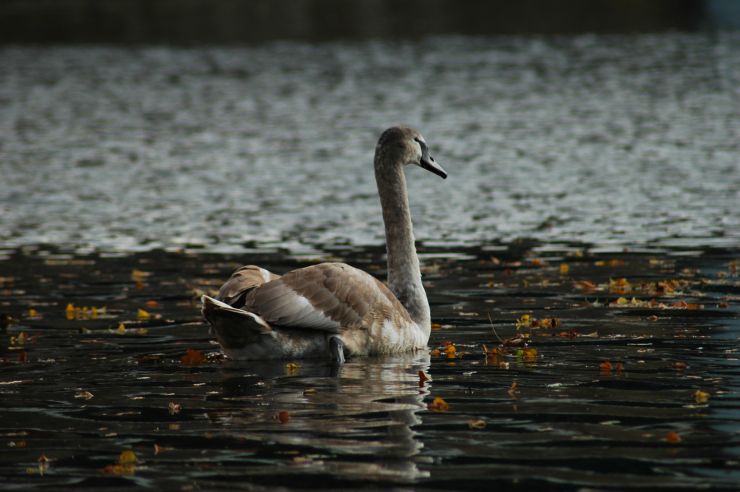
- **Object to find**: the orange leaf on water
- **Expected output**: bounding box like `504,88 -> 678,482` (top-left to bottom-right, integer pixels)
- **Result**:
599,360 -> 613,373
276,410 -> 290,424
145,300 -> 160,308
665,431 -> 682,444
428,397 -> 449,412
574,280 -> 597,290
180,348 -> 204,365
430,349 -> 441,357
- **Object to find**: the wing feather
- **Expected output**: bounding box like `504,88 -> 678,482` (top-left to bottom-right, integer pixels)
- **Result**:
244,262 -> 410,333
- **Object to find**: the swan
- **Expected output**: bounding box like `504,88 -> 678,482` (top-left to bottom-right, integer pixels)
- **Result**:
201,126 -> 447,362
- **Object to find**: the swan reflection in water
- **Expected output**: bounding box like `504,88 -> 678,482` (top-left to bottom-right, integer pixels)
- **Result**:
206,351 -> 432,483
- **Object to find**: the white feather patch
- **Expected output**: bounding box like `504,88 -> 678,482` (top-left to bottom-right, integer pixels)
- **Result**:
281,293 -> 341,331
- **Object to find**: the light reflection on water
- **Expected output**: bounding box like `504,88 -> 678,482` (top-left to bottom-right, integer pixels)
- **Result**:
1,32 -> 739,253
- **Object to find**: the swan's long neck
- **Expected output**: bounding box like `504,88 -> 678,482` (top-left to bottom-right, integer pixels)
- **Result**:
375,156 -> 431,331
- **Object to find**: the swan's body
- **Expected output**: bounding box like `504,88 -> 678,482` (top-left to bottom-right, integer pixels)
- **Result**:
201,126 -> 447,361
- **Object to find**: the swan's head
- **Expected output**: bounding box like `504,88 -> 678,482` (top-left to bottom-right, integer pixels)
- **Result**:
376,126 -> 447,179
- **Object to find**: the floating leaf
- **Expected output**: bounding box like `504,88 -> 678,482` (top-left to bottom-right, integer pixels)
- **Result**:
180,348 -> 204,365
559,263 -> 570,274
574,280 -> 597,290
75,390 -> 94,400
119,450 -> 138,465
516,347 -> 538,362
285,362 -> 300,375
276,410 -> 290,424
599,360 -> 613,373
515,314 -> 532,329
168,402 -> 181,415
693,390 -> 710,404
145,300 -> 160,308
665,431 -> 682,444
468,419 -> 486,429
65,303 -> 75,320
430,349 -> 441,357
103,449 -> 138,475
137,308 -> 151,320
428,397 -> 449,412
672,361 -> 689,371
117,322 -> 126,334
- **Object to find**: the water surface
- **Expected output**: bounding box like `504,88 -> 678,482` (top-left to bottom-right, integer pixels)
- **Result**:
1,32 -> 738,253
1,244 -> 738,490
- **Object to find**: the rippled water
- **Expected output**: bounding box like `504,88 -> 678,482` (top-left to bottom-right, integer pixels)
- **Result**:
1,32 -> 739,253
1,244 -> 738,490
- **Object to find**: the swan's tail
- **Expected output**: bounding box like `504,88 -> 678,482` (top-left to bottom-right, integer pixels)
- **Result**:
201,295 -> 272,349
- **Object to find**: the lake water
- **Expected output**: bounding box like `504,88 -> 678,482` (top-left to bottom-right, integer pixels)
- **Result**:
1,32 -> 738,254
0,245 -> 738,490
1,32 -> 739,490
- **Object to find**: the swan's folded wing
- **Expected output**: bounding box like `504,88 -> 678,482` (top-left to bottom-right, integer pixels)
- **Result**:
245,262 -> 407,332
217,265 -> 281,307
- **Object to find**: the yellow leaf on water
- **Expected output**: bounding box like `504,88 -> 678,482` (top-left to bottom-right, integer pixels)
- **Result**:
285,362 -> 300,376
468,419 -> 486,429
559,263 -> 570,274
119,450 -> 137,464
694,390 -> 710,404
65,303 -> 75,320
515,314 -> 532,329
117,322 -> 126,334
137,308 -> 151,320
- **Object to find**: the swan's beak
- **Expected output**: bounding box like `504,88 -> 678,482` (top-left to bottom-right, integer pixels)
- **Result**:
420,149 -> 447,179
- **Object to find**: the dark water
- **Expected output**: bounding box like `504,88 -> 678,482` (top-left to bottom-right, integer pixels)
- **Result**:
1,243 -> 738,490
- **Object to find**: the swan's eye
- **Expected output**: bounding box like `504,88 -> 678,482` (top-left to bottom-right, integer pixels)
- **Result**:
413,137 -> 427,151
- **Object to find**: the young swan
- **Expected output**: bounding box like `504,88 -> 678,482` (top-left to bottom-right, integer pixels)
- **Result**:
201,126 -> 447,362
